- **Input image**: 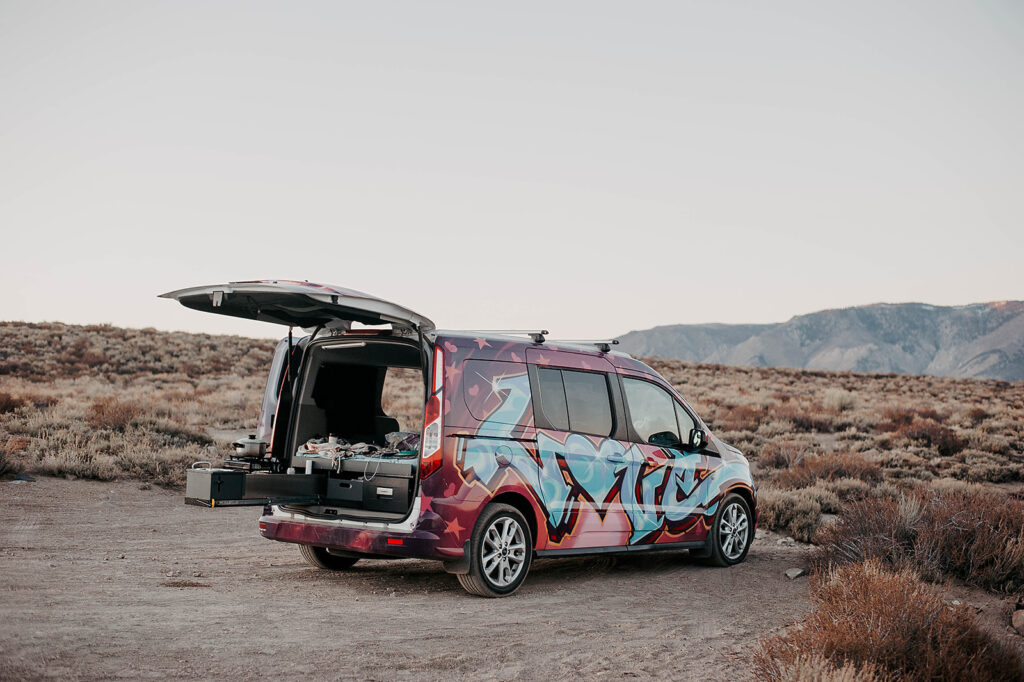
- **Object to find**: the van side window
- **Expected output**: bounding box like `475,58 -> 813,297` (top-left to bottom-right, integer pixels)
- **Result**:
563,370 -> 613,436
675,402 -> 696,441
536,368 -> 613,437
537,368 -> 570,431
622,377 -> 681,447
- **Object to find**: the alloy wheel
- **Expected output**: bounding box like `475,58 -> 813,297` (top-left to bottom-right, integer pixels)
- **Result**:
718,502 -> 749,561
481,516 -> 527,587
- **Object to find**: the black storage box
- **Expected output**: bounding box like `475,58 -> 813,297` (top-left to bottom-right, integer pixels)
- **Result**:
245,473 -> 325,499
361,474 -> 411,514
325,478 -> 363,507
186,468 -> 246,504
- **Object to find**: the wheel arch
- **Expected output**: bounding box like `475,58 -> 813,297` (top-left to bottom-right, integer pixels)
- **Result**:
724,483 -> 757,529
489,490 -> 541,550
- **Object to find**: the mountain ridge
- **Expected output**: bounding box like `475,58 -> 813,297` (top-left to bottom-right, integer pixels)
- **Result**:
617,301 -> 1024,381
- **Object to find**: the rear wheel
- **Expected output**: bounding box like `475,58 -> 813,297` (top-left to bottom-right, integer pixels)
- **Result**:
457,503 -> 532,598
706,493 -> 753,567
299,544 -> 359,571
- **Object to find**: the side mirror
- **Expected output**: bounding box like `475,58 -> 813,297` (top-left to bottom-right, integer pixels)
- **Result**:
687,428 -> 709,452
648,430 -> 683,449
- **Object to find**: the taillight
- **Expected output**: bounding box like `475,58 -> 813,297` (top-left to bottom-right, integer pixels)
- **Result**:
421,346 -> 444,478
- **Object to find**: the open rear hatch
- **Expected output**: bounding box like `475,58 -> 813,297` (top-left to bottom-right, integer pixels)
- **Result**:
162,281 -> 432,517
160,280 -> 434,333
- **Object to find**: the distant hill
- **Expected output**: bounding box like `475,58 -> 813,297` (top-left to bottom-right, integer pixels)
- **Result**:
618,301 -> 1024,381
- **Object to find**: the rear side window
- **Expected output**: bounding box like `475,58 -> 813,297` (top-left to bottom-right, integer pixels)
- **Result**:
536,368 -> 613,437
622,377 -> 680,446
537,368 -> 569,430
462,360 -> 532,425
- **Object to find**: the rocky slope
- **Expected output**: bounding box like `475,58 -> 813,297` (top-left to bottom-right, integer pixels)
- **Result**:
618,301 -> 1024,381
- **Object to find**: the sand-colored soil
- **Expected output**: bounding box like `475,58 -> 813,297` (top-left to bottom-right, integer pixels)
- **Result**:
3,477 -> 814,680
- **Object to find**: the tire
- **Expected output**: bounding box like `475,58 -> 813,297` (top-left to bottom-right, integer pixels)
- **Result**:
706,493 -> 753,567
299,544 -> 360,571
457,503 -> 533,598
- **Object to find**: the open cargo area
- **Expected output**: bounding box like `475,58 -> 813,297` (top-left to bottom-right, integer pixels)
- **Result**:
185,335 -> 426,519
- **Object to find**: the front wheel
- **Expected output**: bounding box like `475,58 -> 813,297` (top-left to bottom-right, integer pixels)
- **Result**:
457,504 -> 532,597
706,493 -> 753,567
299,544 -> 360,571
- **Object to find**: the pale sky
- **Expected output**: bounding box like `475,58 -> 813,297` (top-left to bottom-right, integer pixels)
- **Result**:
1,1 -> 1021,341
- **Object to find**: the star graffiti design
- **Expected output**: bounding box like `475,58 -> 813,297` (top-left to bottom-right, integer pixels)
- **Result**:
445,362 -> 463,384
476,371 -> 508,401
444,516 -> 465,536
473,337 -> 491,349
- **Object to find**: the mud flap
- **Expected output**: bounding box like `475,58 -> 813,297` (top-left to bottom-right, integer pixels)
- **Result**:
441,541 -> 472,575
689,538 -> 713,559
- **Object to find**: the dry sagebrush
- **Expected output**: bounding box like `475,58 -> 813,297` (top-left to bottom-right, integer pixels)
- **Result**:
816,486 -> 1024,595
0,322 -> 273,486
755,559 -> 1024,682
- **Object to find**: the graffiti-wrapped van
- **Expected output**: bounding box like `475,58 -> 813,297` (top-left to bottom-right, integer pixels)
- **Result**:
163,281 -> 757,597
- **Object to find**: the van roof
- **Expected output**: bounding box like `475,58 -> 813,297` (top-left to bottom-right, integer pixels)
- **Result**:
430,329 -> 643,364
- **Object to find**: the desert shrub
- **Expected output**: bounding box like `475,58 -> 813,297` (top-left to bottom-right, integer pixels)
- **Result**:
718,404 -> 766,431
757,442 -> 806,469
877,406 -> 917,430
113,446 -> 206,487
822,388 -> 858,413
966,406 -> 990,424
776,405 -> 836,433
966,430 -> 1014,455
758,418 -> 797,438
4,436 -> 31,454
926,477 -> 986,494
0,449 -> 21,478
956,450 -> 1024,483
754,559 -> 1024,682
20,392 -> 59,408
869,481 -> 903,501
757,488 -> 822,542
816,489 -> 1024,594
898,420 -> 966,457
966,462 -> 1024,483
758,655 -> 883,682
773,452 -> 881,489
86,397 -> 143,431
148,422 -> 213,448
799,484 -> 841,513
0,391 -> 26,414
914,407 -> 945,422
821,477 -> 871,501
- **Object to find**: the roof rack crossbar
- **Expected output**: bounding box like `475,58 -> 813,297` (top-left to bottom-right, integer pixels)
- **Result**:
550,339 -> 620,353
445,329 -> 549,343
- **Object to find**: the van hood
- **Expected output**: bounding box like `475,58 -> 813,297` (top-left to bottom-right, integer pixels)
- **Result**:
159,280 -> 434,332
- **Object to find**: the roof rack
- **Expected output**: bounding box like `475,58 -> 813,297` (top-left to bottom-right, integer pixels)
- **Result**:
551,339 -> 620,353
444,329 -> 549,343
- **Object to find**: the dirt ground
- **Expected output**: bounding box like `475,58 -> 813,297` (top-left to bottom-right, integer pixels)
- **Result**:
0,477 -> 820,680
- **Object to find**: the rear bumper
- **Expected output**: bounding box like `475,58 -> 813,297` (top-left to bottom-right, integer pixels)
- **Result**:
258,516 -> 461,562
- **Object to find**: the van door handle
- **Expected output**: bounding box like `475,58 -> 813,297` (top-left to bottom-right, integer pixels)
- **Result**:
606,453 -> 625,463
